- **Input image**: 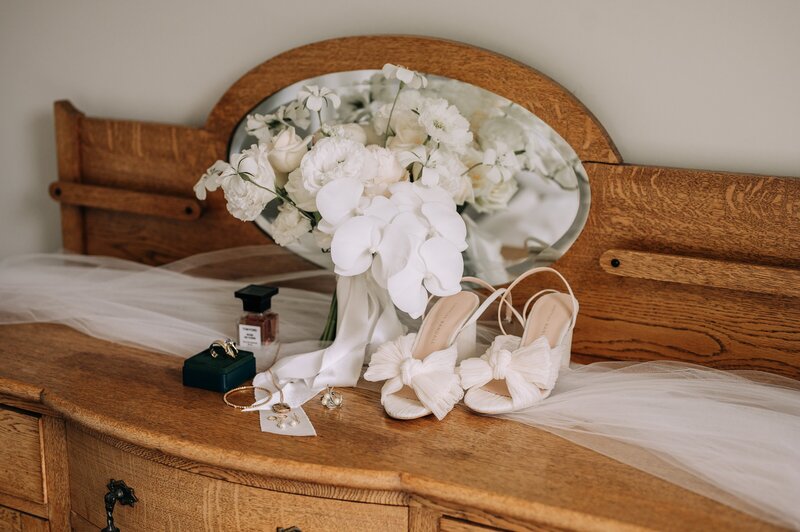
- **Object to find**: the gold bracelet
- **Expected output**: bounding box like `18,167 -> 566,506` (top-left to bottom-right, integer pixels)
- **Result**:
223,386 -> 272,410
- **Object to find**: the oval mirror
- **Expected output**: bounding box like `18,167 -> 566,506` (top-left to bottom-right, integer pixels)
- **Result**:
228,69 -> 589,285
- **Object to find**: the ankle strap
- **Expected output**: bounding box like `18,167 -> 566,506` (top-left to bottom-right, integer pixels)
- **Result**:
498,267 -> 578,335
420,277 -> 524,329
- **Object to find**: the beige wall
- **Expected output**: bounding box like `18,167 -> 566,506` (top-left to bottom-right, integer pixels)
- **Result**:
1,0 -> 798,258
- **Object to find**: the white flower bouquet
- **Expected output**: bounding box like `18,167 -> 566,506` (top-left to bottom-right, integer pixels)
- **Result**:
194,64 -> 564,338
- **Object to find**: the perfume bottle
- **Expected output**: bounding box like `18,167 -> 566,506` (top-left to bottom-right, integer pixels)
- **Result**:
234,285 -> 279,348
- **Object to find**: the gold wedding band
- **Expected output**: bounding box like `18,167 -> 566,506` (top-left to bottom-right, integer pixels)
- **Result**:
210,338 -> 238,359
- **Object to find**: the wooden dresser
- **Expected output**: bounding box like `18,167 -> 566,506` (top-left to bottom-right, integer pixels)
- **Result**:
2,35 -> 798,531
0,323 -> 785,531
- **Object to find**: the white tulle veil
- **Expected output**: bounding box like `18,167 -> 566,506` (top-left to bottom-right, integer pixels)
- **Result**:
1,246 -> 798,529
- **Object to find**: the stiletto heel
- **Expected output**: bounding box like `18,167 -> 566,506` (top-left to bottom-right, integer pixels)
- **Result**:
364,279 -> 513,420
460,267 -> 578,415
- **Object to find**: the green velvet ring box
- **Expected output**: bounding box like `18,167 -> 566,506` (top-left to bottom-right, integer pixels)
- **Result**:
182,348 -> 256,393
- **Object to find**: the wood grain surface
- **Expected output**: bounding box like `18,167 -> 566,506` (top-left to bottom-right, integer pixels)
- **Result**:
41,416 -> 70,532
67,425 -> 408,532
0,408 -> 43,504
599,249 -> 800,298
53,101 -> 85,254
0,506 -> 48,532
49,181 -> 203,221
0,323 -> 780,531
553,163 -> 800,378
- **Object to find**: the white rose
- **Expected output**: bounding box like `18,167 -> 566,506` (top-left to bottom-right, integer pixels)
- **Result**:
284,168 -> 317,212
299,137 -> 370,195
362,146 -> 407,197
478,116 -> 527,153
320,123 -> 368,144
270,203 -> 312,246
268,127 -> 308,173
471,173 -> 519,213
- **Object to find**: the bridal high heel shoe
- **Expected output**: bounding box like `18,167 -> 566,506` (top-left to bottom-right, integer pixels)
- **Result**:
460,267 -> 578,415
364,278 -> 511,420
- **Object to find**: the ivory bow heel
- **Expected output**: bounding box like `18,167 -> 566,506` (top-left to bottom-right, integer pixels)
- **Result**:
364,280 -> 510,420
460,267 -> 578,415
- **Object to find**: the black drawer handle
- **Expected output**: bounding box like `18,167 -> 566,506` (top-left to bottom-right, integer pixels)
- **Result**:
277,527 -> 301,532
101,479 -> 138,532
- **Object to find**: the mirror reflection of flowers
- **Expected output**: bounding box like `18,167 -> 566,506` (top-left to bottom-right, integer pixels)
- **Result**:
194,64 -> 576,326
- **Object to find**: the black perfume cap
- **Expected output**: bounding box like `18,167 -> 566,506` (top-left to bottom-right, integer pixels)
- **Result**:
234,284 -> 279,313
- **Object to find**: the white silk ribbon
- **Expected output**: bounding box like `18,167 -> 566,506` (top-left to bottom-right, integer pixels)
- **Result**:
247,271 -> 404,409
363,333 -> 463,420
459,335 -> 561,409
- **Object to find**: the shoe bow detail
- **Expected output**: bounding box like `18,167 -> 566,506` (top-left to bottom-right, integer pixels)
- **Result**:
460,335 -> 561,410
364,333 -> 464,420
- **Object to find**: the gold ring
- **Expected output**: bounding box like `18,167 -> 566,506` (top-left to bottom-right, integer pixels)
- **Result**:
210,338 -> 238,359
223,386 -> 272,410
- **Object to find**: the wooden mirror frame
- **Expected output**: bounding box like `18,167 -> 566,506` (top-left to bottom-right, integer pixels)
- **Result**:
50,35 -> 800,378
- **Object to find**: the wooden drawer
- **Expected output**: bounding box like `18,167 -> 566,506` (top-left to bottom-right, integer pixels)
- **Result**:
0,505 -> 48,532
0,407 -> 44,504
67,427 -> 408,531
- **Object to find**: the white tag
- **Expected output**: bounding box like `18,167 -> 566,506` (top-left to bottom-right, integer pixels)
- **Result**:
245,380 -> 317,437
238,324 -> 261,348
258,406 -> 316,437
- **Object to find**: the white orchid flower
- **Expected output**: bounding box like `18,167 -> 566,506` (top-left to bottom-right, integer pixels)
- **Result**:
420,202 -> 468,251
316,178 -> 399,234
323,180 -> 399,277
382,63 -> 428,89
371,211 -> 428,287
330,215 -> 386,276
386,237 -> 464,318
297,85 -> 341,112
316,178 -> 366,234
388,180 -> 457,213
